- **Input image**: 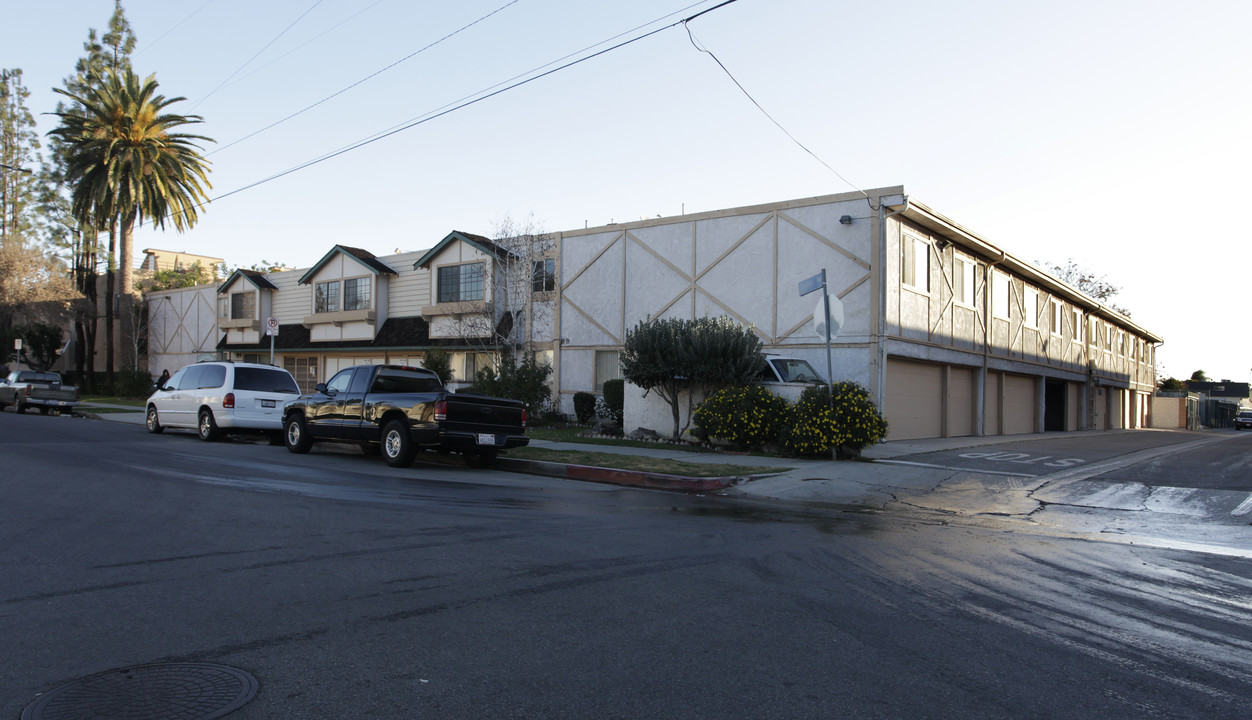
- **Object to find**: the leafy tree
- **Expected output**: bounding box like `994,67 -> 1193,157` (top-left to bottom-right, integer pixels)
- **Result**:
1189,370 -> 1210,383
49,67 -> 213,375
13,323 -> 64,370
1043,258 -> 1131,317
1,70 -> 79,343
620,316 -> 766,440
1158,377 -> 1186,393
142,260 -> 217,292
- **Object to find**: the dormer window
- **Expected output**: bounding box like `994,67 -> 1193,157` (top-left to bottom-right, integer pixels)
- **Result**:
438,262 -> 484,303
344,277 -> 371,311
315,281 -> 340,313
231,290 -> 256,320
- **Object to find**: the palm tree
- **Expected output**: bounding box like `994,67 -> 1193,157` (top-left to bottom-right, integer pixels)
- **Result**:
49,68 -> 212,369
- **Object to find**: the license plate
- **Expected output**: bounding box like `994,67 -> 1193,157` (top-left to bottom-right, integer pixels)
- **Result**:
476,433 -> 496,446
261,399 -> 276,408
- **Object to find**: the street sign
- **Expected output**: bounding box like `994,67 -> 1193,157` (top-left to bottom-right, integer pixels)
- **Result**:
798,270 -> 825,297
265,317 -> 279,336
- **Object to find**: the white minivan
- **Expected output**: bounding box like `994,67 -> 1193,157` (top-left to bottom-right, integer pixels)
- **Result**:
145,361 -> 301,441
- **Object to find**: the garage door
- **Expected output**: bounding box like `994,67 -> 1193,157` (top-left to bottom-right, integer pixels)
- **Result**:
1002,373 -> 1036,435
885,359 -> 943,440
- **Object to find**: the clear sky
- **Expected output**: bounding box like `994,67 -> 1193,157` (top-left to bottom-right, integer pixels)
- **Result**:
4,0 -> 1250,382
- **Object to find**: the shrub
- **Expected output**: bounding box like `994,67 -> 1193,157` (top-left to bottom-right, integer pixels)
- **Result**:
693,385 -> 789,450
780,382 -> 888,458
114,368 -> 158,398
422,349 -> 453,386
573,391 -> 597,424
473,352 -> 553,415
597,378 -> 624,426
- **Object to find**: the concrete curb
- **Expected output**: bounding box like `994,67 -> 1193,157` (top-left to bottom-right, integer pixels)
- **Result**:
494,456 -> 753,492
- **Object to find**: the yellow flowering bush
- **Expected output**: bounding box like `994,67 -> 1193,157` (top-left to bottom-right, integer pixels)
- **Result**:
780,382 -> 888,458
693,385 -> 789,450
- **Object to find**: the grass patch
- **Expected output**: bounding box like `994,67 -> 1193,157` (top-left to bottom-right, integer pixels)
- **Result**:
526,425 -> 708,452
507,446 -> 779,478
79,395 -> 147,407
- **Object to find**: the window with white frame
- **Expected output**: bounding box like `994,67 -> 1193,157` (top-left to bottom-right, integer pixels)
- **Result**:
1024,289 -> 1039,328
1050,299 -> 1062,337
315,280 -> 340,313
438,262 -> 485,303
595,350 -> 622,392
1073,307 -> 1083,344
953,256 -> 975,307
343,277 -> 370,311
230,290 -> 256,320
1090,317 -> 1098,346
901,234 -> 929,292
993,271 -> 1010,318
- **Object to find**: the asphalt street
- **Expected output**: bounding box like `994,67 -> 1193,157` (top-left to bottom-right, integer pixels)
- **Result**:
4,412 -> 1252,719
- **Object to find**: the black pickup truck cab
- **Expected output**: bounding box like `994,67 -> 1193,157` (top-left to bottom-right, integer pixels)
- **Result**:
281,364 -> 528,468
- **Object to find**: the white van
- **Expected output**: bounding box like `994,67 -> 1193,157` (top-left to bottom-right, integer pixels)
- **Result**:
144,361 -> 301,441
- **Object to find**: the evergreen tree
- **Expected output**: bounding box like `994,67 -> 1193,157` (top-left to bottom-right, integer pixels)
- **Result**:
44,0 -> 137,386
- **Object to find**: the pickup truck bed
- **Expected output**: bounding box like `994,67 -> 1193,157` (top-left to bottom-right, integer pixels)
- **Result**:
282,364 -> 528,468
0,371 -> 80,415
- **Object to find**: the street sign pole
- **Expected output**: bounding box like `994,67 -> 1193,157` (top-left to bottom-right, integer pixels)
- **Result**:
799,270 -> 836,459
265,317 -> 279,366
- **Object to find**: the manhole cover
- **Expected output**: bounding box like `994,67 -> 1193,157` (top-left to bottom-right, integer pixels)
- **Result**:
22,663 -> 258,720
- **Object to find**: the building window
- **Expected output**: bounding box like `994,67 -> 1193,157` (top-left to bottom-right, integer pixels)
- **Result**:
315,280 -> 340,313
438,262 -> 485,303
230,291 -> 256,320
284,356 -> 319,394
1050,299 -> 1062,337
532,259 -> 556,293
1024,290 -> 1039,328
217,296 -> 229,319
460,352 -> 492,382
901,234 -> 929,292
993,271 -> 1010,318
344,277 -> 370,311
1073,307 -> 1083,344
595,350 -> 622,392
954,257 -> 975,307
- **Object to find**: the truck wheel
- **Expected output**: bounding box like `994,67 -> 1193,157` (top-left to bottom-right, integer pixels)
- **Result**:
198,409 -> 221,441
285,415 -> 313,453
146,407 -> 165,434
382,420 -> 416,468
464,450 -> 497,469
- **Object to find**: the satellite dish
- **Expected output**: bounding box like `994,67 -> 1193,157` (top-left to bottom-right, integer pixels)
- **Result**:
813,296 -> 844,339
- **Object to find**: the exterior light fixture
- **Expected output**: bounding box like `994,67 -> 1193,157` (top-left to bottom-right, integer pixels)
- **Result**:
839,215 -> 853,225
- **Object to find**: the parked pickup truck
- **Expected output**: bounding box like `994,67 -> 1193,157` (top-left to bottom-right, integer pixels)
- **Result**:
0,370 -> 80,415
282,364 -> 529,468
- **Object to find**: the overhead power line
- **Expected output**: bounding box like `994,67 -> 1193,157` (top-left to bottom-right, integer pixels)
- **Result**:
210,0 -> 522,157
682,21 -> 878,209
211,0 -> 740,206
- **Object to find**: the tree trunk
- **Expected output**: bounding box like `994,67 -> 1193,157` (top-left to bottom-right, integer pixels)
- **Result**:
104,268 -> 115,381
117,212 -> 135,370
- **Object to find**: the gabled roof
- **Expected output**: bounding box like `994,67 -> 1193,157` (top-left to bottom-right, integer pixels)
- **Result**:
298,245 -> 398,285
413,230 -> 516,270
217,268 -> 278,294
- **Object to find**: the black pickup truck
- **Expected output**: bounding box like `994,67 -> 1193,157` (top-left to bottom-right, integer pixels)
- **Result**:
281,364 -> 528,468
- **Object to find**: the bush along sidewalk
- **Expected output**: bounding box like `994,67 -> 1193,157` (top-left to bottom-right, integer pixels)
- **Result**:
695,381 -> 888,459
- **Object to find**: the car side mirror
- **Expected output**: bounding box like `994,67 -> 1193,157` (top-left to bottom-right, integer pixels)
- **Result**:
315,383 -> 329,394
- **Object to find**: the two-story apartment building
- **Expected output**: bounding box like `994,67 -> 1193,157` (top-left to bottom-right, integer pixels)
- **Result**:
146,186 -> 1161,440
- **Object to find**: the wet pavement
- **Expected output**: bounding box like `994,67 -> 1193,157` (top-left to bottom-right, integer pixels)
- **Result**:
79,403 -> 1252,552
